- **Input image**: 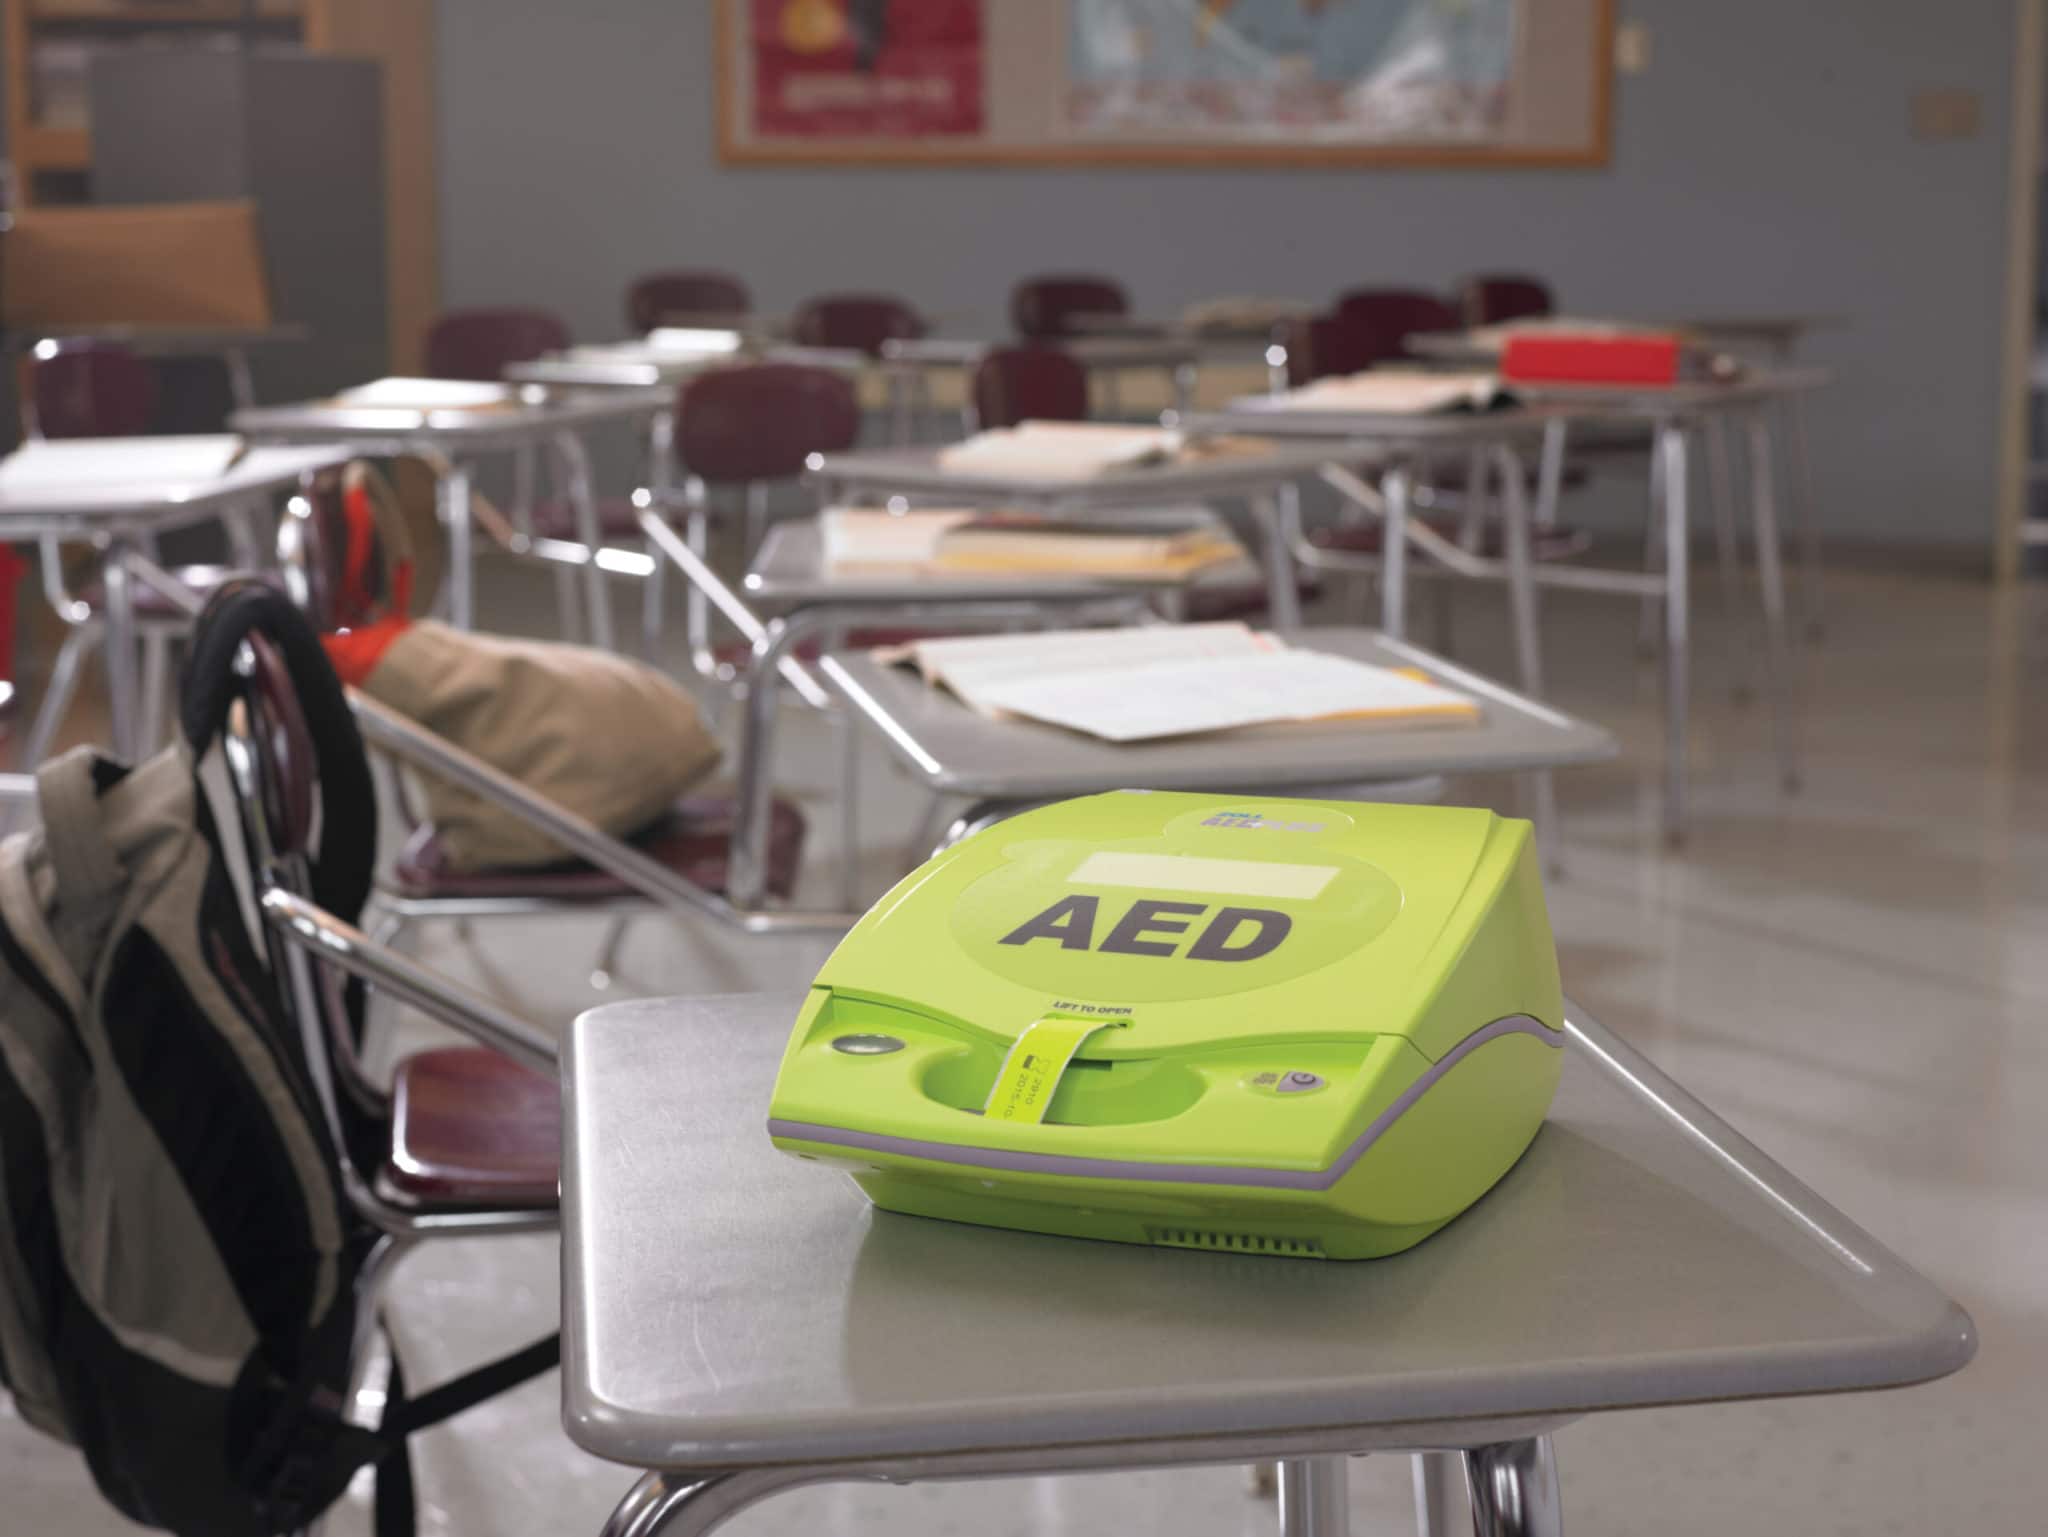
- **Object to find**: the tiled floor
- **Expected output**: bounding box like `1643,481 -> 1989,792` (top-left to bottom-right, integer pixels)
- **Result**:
5,559 -> 2044,1535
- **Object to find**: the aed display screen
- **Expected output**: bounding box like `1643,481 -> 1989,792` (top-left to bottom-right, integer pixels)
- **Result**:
1068,851 -> 1340,901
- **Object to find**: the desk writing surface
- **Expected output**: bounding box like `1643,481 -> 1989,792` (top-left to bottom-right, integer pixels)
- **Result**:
820,627 -> 1614,798
810,442 -> 1336,509
231,385 -> 671,445
561,992 -> 1972,1472
744,513 -> 1263,606
0,444 -> 347,530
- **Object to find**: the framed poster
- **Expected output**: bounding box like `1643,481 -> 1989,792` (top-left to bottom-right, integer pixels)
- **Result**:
718,0 -> 1612,167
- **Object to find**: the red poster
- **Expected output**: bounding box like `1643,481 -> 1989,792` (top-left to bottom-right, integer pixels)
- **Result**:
751,0 -> 984,138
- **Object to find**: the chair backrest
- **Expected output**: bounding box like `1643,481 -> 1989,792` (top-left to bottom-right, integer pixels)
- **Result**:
1332,288 -> 1462,363
26,340 -> 158,438
788,292 -> 925,356
973,345 -> 1089,429
625,270 -> 752,332
1277,312 -> 1382,387
1010,274 -> 1129,339
423,307 -> 572,380
674,363 -> 861,484
1457,273 -> 1555,328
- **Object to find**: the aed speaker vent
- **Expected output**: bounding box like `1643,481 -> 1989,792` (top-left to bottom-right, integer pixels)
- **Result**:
1147,1227 -> 1327,1259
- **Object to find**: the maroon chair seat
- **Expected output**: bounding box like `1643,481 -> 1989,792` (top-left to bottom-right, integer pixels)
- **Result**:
1457,274 -> 1555,328
82,564 -> 246,620
525,497 -> 648,542
626,270 -> 751,333
1312,519 -> 1593,563
789,293 -> 925,357
674,363 -> 862,484
425,307 -> 571,381
973,346 -> 1089,428
1011,275 -> 1130,339
28,341 -> 158,438
383,1047 -> 560,1209
1331,289 -> 1462,364
390,793 -> 808,903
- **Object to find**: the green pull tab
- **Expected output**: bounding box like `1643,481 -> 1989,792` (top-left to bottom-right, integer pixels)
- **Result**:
984,1016 -> 1125,1125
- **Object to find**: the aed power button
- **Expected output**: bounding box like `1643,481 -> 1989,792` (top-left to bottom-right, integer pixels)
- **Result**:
1245,1069 -> 1327,1096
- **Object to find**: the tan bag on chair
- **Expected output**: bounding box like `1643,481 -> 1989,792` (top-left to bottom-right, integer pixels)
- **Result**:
354,621 -> 723,872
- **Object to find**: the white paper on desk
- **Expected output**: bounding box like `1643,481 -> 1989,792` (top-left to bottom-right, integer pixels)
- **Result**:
0,434 -> 243,493
894,621 -> 1277,711
935,421 -> 1180,479
1269,369 -> 1508,414
331,378 -> 514,410
820,506 -> 976,568
644,327 -> 745,355
970,650 -> 1480,743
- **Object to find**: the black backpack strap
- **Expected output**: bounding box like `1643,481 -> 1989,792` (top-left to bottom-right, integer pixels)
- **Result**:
178,579 -> 379,924
370,1333 -> 561,1537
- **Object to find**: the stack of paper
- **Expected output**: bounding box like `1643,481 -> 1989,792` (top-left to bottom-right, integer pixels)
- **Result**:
0,435 -> 243,494
935,421 -> 1181,480
824,507 -> 1244,579
330,378 -> 517,411
1267,369 -> 1515,415
821,507 -> 975,569
1179,295 -> 1313,335
887,623 -> 1479,741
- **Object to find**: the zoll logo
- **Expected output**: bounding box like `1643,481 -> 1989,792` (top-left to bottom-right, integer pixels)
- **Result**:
998,895 -> 1290,962
1201,811 -> 1325,833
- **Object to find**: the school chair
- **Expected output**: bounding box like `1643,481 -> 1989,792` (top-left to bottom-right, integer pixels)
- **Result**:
1456,273 -> 1556,328
789,293 -> 926,357
1010,274 -> 1130,339
1331,288 -> 1462,364
625,270 -> 752,333
970,345 -> 1089,430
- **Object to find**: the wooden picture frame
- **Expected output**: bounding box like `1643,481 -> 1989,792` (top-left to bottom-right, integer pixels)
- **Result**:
718,0 -> 1613,169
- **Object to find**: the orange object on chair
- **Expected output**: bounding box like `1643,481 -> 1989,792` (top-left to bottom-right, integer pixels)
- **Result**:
1501,332 -> 1683,386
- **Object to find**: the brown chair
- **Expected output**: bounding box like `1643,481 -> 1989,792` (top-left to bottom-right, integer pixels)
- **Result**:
789,292 -> 925,357
423,307 -> 571,380
1011,274 -> 1129,339
625,270 -> 752,333
1456,274 -> 1555,328
971,345 -> 1089,430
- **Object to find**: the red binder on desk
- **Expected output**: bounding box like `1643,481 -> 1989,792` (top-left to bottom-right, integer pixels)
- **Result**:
1501,332 -> 1683,386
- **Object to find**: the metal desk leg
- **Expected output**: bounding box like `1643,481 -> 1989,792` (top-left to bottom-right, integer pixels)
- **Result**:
1745,410 -> 1801,792
1533,419 -> 1566,532
1381,466 -> 1413,641
1492,444 -> 1556,867
1782,392 -> 1824,639
101,541 -> 140,760
224,346 -> 257,411
1278,1455 -> 1349,1537
556,431 -> 616,652
1255,490 -> 1305,629
644,408 -> 677,657
1172,361 -> 1197,421
1413,1451 -> 1463,1537
599,1466 -> 840,1537
1705,415 -> 1751,701
1636,438 -> 1668,658
1463,1436 -> 1562,1537
1658,423 -> 1692,846
441,462 -> 476,631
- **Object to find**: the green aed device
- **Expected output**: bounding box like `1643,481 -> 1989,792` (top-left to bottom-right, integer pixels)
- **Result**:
767,791 -> 1565,1260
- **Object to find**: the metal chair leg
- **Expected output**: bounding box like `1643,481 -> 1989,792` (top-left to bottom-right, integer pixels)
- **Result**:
599,1467 -> 849,1537
1278,1455 -> 1349,1537
1637,436 -> 1668,659
136,629 -> 172,755
1745,409 -> 1802,794
642,535 -> 668,659
591,915 -> 633,990
1705,415 -> 1753,703
1463,1436 -> 1562,1537
1413,1451 -> 1462,1537
17,626 -> 93,771
835,706 -> 862,914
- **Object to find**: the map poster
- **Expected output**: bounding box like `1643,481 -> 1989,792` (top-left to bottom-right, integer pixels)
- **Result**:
1066,0 -> 1518,143
749,0 -> 985,139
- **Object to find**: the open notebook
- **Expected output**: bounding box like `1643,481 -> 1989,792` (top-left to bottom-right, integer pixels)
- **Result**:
329,378 -> 520,412
1265,369 -> 1517,415
822,506 -> 1244,578
935,421 -> 1182,479
884,623 -> 1479,742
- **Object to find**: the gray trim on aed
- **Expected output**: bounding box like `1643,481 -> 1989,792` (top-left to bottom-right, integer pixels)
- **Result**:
769,1014 -> 1561,1192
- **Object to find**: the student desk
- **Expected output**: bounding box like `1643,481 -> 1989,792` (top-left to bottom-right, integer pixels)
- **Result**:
561,992 -> 1974,1537
6,322 -> 311,412
807,441 -> 1342,631
0,443 -> 346,759
231,385 -> 670,643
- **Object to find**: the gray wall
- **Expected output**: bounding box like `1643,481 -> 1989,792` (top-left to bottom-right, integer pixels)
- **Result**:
437,1 -> 2024,556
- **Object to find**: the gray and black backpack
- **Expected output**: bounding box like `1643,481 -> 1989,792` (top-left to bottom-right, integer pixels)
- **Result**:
0,584 -> 553,1536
